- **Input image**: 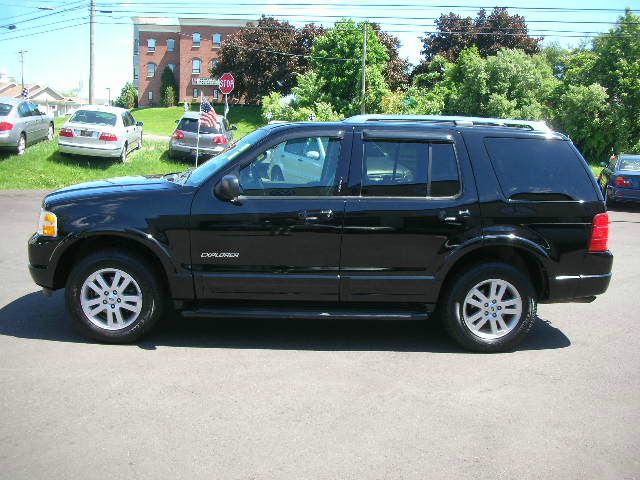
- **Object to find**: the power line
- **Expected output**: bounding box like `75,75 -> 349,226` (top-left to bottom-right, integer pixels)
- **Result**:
0,2 -> 86,29
95,2 -> 632,14
0,21 -> 88,42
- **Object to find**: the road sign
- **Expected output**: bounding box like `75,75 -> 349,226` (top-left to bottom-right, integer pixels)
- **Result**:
219,73 -> 235,95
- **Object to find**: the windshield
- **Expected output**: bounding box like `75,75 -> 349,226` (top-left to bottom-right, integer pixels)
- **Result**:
0,103 -> 12,117
177,117 -> 222,134
70,110 -> 117,126
185,127 -> 270,186
619,156 -> 640,172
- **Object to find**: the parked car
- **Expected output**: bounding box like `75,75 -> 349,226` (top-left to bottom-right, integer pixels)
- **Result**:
28,115 -> 612,352
58,105 -> 143,162
168,112 -> 235,160
0,97 -> 54,155
598,154 -> 640,204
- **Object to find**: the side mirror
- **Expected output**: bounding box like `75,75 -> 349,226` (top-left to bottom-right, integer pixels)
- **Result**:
305,150 -> 320,160
136,121 -> 144,127
214,174 -> 242,203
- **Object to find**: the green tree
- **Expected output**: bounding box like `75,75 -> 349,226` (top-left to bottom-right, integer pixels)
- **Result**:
300,19 -> 390,115
160,67 -> 177,107
114,82 -> 138,109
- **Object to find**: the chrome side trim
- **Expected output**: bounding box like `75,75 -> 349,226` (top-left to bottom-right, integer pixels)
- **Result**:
555,273 -> 612,281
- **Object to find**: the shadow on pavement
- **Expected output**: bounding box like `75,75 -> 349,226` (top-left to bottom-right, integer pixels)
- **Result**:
607,202 -> 640,214
0,290 -> 570,353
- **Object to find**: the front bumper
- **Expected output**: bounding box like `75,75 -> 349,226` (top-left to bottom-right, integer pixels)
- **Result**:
58,141 -> 122,158
28,233 -> 64,289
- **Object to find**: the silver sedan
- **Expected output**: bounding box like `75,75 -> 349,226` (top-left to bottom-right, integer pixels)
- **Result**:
0,97 -> 54,155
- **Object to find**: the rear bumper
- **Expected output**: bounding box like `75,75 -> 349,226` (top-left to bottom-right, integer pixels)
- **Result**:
544,251 -> 613,303
58,141 -> 122,157
0,131 -> 19,147
169,142 -> 225,157
608,186 -> 640,202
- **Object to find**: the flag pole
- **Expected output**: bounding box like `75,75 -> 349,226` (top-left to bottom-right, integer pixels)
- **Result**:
195,92 -> 202,167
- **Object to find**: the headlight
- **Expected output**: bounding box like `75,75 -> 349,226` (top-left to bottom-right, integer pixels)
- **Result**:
37,209 -> 58,237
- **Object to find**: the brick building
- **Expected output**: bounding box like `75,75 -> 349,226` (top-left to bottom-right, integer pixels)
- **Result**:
132,17 -> 255,107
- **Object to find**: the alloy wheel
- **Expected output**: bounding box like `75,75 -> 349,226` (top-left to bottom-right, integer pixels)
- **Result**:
462,278 -> 523,340
80,268 -> 143,330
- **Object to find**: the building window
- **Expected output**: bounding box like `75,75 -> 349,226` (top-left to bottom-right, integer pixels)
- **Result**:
134,39 -> 139,55
192,32 -> 201,47
210,59 -> 218,71
146,63 -> 156,77
147,38 -> 155,52
148,91 -> 153,101
213,89 -> 219,100
212,33 -> 221,48
193,88 -> 199,99
167,38 -> 175,52
133,65 -> 139,80
192,58 -> 201,74
167,63 -> 175,73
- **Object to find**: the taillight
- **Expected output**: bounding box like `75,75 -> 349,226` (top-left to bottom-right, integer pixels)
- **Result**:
99,132 -> 117,141
614,176 -> 632,187
589,212 -> 609,252
213,135 -> 227,145
59,127 -> 74,137
172,130 -> 184,140
0,122 -> 14,132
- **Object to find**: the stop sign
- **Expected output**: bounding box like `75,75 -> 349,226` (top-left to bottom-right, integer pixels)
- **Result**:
219,72 -> 235,95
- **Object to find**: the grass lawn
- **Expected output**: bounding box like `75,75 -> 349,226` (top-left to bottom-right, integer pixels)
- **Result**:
0,136 -> 191,190
131,104 -> 263,138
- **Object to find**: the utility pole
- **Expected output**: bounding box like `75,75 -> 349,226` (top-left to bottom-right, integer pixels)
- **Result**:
18,50 -> 27,91
360,22 -> 367,115
89,0 -> 96,104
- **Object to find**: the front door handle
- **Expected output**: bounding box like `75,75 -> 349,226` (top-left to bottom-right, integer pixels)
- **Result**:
438,209 -> 472,223
298,209 -> 334,221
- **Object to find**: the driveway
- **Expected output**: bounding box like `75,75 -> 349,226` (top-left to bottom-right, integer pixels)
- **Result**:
0,190 -> 638,479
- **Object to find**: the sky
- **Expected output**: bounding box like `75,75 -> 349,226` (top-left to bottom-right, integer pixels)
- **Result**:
0,0 -> 634,102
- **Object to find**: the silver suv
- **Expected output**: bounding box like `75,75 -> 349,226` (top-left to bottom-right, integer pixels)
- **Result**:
168,112 -> 236,160
0,97 -> 54,155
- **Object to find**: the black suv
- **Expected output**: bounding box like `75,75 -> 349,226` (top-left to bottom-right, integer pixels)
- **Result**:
28,115 -> 613,352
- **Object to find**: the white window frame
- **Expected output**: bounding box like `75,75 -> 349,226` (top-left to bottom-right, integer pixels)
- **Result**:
212,33 -> 221,48
192,32 -> 201,47
146,63 -> 156,78
192,58 -> 201,74
213,90 -> 219,100
167,38 -> 175,52
193,88 -> 199,99
147,38 -> 155,52
167,63 -> 175,72
148,91 -> 153,101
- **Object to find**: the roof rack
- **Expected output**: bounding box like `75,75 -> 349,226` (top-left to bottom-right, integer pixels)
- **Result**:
343,114 -> 552,132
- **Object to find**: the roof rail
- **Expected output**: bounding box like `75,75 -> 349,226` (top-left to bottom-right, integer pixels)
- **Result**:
343,114 -> 552,132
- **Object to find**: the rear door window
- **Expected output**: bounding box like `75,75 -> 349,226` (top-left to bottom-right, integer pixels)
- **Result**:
361,139 -> 460,197
17,102 -> 31,118
484,137 -> 597,201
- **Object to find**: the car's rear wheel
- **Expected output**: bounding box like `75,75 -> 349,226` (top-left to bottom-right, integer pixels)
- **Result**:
46,124 -> 54,141
16,133 -> 26,155
440,262 -> 537,352
65,250 -> 165,343
119,142 -> 127,163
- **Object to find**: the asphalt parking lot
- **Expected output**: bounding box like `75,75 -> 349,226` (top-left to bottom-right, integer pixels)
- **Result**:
0,190 -> 638,479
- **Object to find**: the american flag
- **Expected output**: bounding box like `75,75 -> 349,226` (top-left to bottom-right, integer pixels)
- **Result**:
199,95 -> 219,129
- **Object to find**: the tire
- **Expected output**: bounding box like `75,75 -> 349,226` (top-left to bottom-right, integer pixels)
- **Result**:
439,262 -> 537,353
16,133 -> 26,155
119,142 -> 127,163
65,249 -> 165,343
271,166 -> 284,182
46,123 -> 54,141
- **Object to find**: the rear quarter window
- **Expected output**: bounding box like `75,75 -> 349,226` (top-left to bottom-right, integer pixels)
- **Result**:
484,137 -> 597,201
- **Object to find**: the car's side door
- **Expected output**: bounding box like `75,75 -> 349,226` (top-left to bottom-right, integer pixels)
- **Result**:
189,127 -> 352,302
27,103 -> 47,140
339,127 -> 481,304
17,102 -> 37,143
126,112 -> 141,144
120,112 -> 134,147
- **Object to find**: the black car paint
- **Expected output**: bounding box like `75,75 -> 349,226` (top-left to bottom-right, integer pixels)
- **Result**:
28,121 -> 613,310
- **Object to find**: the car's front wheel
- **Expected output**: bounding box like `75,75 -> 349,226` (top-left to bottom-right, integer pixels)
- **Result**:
16,133 -> 26,155
440,262 -> 537,352
65,249 -> 165,343
46,123 -> 54,141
